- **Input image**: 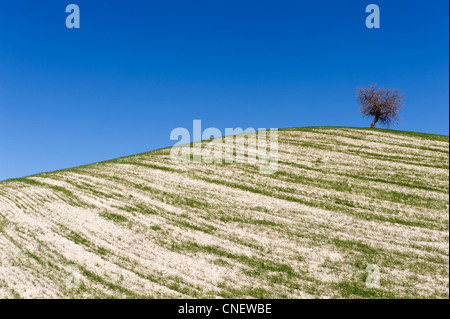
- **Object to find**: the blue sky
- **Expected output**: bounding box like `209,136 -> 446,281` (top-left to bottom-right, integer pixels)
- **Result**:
0,0 -> 448,181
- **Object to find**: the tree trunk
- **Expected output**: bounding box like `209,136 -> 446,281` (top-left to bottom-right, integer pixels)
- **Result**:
370,116 -> 379,128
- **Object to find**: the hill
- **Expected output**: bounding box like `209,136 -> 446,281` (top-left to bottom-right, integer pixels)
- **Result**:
0,127 -> 448,298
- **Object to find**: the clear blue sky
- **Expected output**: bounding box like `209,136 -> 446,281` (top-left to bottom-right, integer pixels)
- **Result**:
0,0 -> 448,181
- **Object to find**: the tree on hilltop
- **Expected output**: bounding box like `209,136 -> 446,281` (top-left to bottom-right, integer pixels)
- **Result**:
357,85 -> 405,128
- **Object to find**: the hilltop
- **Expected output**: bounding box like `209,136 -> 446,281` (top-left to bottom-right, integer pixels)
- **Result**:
0,127 -> 448,298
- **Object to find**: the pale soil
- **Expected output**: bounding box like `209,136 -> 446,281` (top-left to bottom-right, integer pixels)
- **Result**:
0,127 -> 448,298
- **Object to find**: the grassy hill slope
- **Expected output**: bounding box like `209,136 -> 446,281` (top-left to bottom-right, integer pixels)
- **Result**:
0,127 -> 448,298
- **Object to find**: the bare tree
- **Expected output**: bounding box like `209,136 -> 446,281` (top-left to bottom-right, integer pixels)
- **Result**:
357,85 -> 405,128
